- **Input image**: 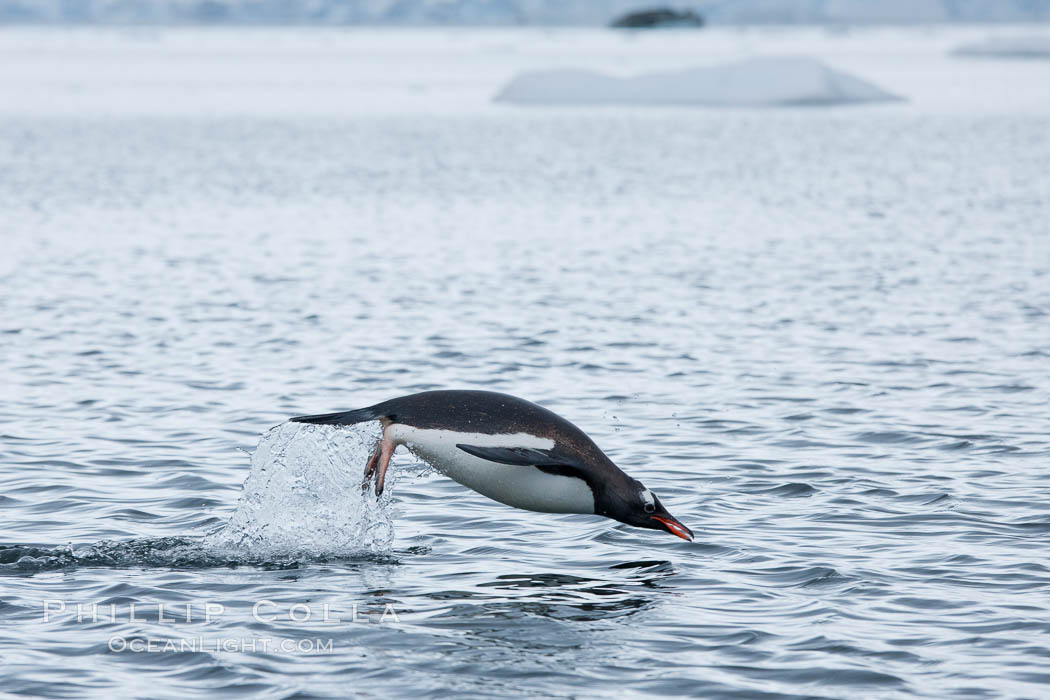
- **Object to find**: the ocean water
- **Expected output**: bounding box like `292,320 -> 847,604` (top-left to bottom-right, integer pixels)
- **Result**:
2,26 -> 1050,698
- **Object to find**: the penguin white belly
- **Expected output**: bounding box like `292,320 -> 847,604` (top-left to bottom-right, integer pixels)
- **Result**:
387,424 -> 595,514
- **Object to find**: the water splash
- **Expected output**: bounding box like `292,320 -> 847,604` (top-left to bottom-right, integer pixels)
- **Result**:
204,421 -> 395,558
2,422 -> 398,574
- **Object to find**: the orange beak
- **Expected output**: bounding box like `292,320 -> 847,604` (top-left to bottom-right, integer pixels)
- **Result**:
651,515 -> 694,542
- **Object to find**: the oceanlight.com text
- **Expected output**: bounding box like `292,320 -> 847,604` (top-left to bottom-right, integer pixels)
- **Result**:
108,636 -> 336,654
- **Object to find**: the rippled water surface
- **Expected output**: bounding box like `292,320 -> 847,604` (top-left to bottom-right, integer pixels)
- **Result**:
2,27 -> 1050,698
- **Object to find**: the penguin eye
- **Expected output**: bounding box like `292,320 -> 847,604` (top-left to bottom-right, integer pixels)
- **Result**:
643,502 -> 655,513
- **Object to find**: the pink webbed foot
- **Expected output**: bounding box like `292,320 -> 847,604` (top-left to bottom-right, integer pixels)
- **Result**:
373,437 -> 395,498
362,442 -> 381,492
362,425 -> 396,498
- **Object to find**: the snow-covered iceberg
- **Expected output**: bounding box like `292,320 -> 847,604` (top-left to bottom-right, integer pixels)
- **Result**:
951,36 -> 1050,59
495,56 -> 903,107
7,0 -> 1050,25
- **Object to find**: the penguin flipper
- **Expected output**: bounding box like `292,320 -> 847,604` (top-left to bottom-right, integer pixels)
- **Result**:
455,444 -> 591,483
453,444 -> 580,468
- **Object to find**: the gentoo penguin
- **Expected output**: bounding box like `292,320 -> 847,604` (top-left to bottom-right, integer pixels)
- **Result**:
290,390 -> 693,541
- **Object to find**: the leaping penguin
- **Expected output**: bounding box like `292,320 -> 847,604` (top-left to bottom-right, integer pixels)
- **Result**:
290,390 -> 693,541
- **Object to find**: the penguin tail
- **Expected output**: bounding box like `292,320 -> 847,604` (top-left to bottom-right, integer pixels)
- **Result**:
289,406 -> 382,425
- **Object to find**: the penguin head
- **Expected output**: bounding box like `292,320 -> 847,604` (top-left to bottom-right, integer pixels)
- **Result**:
603,480 -> 694,541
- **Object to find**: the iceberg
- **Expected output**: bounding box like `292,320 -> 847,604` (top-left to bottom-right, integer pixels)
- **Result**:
609,8 -> 705,28
951,36 -> 1050,59
495,57 -> 903,107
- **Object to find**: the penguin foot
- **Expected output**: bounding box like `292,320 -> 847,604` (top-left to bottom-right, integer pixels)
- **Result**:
362,430 -> 395,499
374,435 -> 395,498
362,442 -> 381,492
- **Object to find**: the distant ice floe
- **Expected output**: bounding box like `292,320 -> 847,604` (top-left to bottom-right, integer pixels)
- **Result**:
495,56 -> 903,107
951,35 -> 1050,59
